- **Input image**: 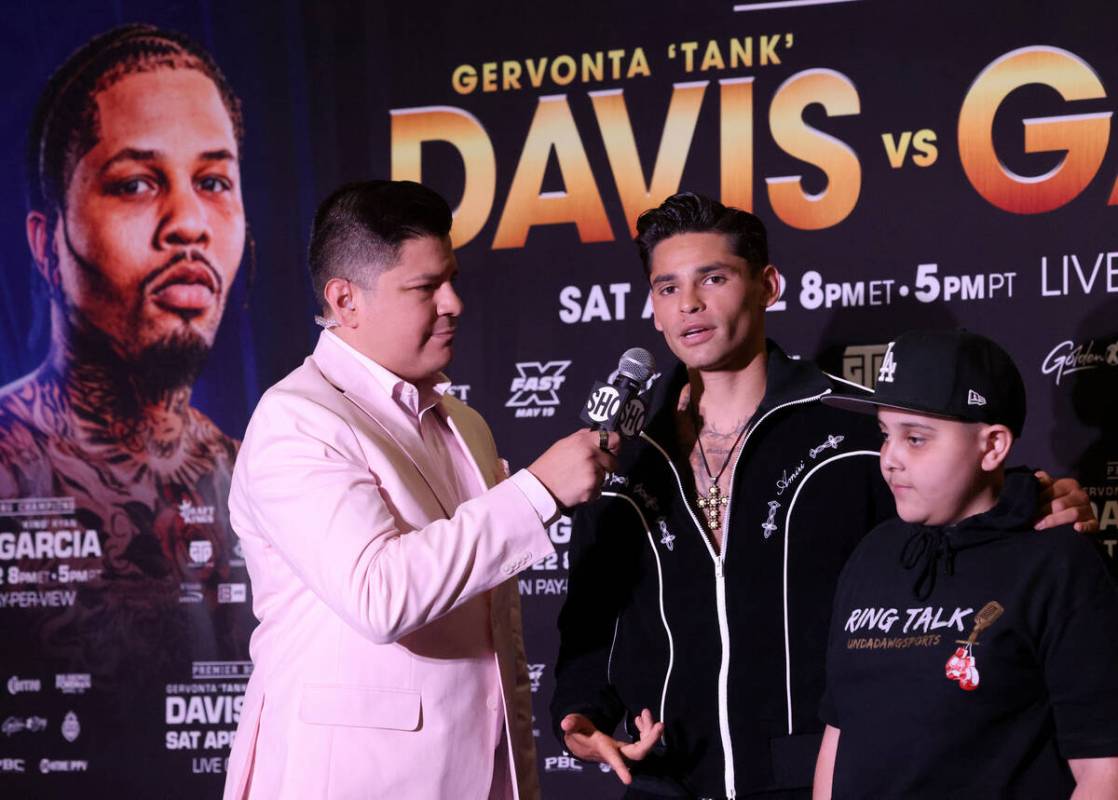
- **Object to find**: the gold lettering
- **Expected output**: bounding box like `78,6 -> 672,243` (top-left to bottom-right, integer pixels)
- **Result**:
391,106 -> 496,248
492,96 -> 613,249
451,65 -> 477,95
592,82 -> 707,235
767,68 -> 861,230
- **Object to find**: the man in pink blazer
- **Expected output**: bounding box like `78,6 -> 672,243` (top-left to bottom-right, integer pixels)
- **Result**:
224,181 -> 616,799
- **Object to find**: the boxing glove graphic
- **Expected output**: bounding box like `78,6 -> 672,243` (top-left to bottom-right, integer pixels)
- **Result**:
959,664 -> 980,691
945,648 -> 968,681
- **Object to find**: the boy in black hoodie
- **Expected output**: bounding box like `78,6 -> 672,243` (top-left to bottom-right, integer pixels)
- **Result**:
812,330 -> 1118,800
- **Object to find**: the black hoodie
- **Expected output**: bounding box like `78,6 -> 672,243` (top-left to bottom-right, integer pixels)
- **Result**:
820,471 -> 1118,800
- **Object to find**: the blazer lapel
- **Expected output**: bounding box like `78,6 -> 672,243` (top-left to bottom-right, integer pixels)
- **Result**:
444,409 -> 493,493
310,333 -> 454,518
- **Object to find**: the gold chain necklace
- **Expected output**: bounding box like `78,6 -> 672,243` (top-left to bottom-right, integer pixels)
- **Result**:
691,404 -> 750,533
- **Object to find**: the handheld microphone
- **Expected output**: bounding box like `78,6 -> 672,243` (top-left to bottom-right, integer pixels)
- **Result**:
580,348 -> 657,448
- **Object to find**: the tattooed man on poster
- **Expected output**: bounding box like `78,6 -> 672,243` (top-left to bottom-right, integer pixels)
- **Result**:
0,26 -> 253,784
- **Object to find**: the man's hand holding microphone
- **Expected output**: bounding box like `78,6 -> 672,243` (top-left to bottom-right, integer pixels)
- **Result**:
526,348 -> 656,508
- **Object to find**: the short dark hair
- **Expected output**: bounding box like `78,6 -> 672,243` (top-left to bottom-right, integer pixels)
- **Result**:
26,23 -> 244,228
634,192 -> 769,278
307,180 -> 453,311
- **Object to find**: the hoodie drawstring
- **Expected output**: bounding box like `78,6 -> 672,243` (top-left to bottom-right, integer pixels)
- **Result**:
900,527 -> 956,601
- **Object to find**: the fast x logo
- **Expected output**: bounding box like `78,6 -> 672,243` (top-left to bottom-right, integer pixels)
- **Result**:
507,361 -> 571,408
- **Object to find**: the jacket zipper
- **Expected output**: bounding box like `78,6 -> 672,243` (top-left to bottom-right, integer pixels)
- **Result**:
718,391 -> 830,796
642,388 -> 831,799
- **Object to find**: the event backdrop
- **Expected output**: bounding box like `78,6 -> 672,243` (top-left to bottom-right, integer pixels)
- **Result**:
1,0 -> 1116,795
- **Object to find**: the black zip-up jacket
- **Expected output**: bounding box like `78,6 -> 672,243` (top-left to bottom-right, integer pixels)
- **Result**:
551,342 -> 895,799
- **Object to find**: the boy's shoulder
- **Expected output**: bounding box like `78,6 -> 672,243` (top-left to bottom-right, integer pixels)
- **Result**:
1004,520 -> 1113,573
836,516 -> 910,583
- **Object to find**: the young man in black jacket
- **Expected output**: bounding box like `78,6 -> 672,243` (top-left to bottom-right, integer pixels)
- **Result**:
550,193 -> 1096,800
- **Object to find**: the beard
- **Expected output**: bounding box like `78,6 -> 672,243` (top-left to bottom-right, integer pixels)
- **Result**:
53,225 -> 219,403
132,328 -> 212,398
58,299 -> 214,409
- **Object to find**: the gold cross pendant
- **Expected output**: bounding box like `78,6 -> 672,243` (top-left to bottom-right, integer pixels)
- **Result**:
696,483 -> 729,532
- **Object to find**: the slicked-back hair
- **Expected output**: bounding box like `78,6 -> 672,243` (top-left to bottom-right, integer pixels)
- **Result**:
26,23 -> 244,230
307,180 -> 453,312
635,192 -> 769,278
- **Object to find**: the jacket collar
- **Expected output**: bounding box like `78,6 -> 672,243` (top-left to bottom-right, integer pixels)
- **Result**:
642,339 -> 833,457
309,331 -> 466,516
319,330 -> 451,416
759,340 -> 833,410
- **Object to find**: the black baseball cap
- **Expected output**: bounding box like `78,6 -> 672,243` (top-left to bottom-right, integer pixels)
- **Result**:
823,329 -> 1027,436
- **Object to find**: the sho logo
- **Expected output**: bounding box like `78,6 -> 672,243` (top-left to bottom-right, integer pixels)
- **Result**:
585,385 -> 621,424
179,500 -> 215,525
179,582 -> 204,604
507,361 -> 571,419
7,676 -> 41,695
188,540 -> 214,565
842,344 -> 889,389
527,663 -> 546,693
55,674 -> 92,695
544,754 -> 583,773
616,396 -> 647,438
217,583 -> 247,604
877,343 -> 898,384
2,716 -> 46,736
60,711 -> 80,743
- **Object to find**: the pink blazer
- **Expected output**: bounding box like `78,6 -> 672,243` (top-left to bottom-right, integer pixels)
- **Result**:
223,334 -> 553,799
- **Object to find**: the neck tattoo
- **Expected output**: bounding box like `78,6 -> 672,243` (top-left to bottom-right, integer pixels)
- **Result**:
691,403 -> 751,533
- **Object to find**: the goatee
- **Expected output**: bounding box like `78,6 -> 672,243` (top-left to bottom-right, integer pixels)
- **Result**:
133,329 -> 212,399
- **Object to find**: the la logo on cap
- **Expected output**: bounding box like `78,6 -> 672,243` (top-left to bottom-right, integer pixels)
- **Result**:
967,390 -> 987,407
877,343 -> 898,384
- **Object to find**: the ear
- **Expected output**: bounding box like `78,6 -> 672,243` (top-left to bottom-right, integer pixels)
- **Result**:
322,278 -> 360,328
978,424 -> 1013,472
26,211 -> 59,288
759,264 -> 781,309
